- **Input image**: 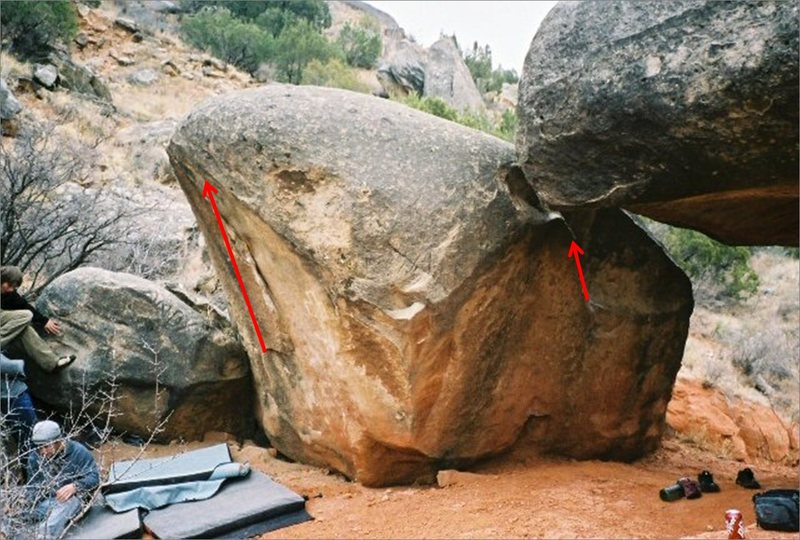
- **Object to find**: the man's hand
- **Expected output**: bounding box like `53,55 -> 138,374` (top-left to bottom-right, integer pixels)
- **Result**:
44,319 -> 62,335
56,483 -> 77,503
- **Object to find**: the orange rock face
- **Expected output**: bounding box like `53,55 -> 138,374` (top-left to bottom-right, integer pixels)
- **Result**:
667,378 -> 799,465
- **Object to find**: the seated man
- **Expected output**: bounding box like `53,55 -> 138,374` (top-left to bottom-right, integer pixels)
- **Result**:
0,266 -> 75,372
26,420 -> 99,539
1,353 -> 39,470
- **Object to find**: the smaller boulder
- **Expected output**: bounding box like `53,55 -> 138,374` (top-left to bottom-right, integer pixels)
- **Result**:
128,69 -> 159,86
0,79 -> 22,120
33,64 -> 58,88
114,17 -> 139,33
29,267 -> 253,441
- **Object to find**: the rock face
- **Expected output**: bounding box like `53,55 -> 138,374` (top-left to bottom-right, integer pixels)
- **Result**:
424,37 -> 485,112
168,84 -> 692,486
518,1 -> 799,246
667,378 -> 800,464
28,268 -> 251,440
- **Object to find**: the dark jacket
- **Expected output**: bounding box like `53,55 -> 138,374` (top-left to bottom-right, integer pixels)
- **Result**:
27,439 -> 100,501
0,290 -> 49,331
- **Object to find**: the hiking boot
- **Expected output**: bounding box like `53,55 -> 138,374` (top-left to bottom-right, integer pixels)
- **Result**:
736,467 -> 761,489
660,482 -> 685,502
56,354 -> 76,370
678,476 -> 702,499
698,470 -> 721,493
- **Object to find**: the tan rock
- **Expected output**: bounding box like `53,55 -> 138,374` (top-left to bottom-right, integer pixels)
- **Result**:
168,85 -> 693,486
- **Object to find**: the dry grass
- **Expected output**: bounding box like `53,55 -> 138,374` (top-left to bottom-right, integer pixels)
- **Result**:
680,252 -> 800,422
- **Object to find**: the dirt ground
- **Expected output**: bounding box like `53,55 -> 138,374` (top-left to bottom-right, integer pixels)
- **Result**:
96,425 -> 798,540
242,435 -> 797,540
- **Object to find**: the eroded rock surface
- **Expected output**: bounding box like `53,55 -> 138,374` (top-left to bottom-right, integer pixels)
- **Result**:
168,85 -> 692,485
518,1 -> 799,245
27,267 -> 251,440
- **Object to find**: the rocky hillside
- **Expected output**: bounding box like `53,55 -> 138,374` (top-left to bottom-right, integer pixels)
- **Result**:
1,0 -> 797,485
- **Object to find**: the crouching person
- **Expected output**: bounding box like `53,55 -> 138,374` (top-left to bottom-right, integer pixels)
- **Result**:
26,420 -> 99,539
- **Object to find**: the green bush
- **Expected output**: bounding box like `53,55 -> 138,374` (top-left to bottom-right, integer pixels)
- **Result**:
397,94 -> 517,143
301,58 -> 370,93
663,227 -> 759,301
336,18 -> 382,69
461,40 -> 519,94
182,0 -> 330,29
1,0 -> 78,60
273,19 -> 338,84
180,7 -> 273,73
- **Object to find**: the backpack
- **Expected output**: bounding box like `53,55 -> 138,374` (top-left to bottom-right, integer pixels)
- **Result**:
753,489 -> 799,532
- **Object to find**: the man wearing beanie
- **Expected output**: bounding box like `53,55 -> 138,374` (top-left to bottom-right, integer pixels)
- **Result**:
26,420 -> 99,539
0,266 -> 76,372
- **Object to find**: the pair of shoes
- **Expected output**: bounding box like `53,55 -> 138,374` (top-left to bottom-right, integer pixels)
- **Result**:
736,467 -> 761,489
678,477 -> 702,499
698,470 -> 721,493
56,354 -> 76,369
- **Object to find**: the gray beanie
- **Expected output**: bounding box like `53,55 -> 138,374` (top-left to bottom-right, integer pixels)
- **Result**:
0,266 -> 23,287
31,420 -> 62,446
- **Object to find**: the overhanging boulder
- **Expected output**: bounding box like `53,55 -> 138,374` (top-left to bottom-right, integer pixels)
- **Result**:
518,1 -> 799,246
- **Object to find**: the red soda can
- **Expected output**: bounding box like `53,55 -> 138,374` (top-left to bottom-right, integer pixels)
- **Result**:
725,509 -> 746,539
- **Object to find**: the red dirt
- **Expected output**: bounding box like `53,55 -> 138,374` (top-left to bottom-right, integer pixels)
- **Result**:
234,434 -> 798,540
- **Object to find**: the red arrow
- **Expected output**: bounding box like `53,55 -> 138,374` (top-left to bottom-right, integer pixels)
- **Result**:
203,180 -> 268,352
568,240 -> 590,302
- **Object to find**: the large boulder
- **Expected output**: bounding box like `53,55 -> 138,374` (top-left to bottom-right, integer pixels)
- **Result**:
168,84 -> 692,486
518,1 -> 799,246
28,267 -> 251,440
424,37 -> 485,113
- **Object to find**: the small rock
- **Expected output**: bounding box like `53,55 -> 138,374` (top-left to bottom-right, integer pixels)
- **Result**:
161,60 -> 180,76
109,49 -> 135,66
203,57 -> 227,71
74,33 -> 89,48
132,32 -> 144,43
202,66 -> 225,78
152,1 -> 181,14
128,69 -> 159,86
114,17 -> 139,33
33,64 -> 58,88
436,469 -> 484,488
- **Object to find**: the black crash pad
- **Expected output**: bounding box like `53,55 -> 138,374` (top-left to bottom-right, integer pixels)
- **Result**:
143,469 -> 311,539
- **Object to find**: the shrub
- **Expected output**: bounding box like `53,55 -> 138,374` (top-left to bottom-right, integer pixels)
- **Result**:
273,19 -> 338,84
336,18 -> 382,69
301,58 -> 370,93
180,7 -> 273,73
662,227 -> 759,302
0,124 -> 144,296
397,94 -> 517,143
182,0 -> 331,29
0,1 -> 78,60
461,40 -> 519,94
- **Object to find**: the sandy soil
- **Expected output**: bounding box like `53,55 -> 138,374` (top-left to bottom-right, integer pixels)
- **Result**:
226,434 -> 800,540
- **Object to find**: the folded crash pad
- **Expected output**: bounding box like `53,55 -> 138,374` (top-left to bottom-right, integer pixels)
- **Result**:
63,506 -> 141,540
143,469 -> 311,539
104,443 -> 231,494
105,462 -> 251,512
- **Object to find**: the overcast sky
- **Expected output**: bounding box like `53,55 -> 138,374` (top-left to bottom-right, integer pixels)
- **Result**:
364,1 -> 557,72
